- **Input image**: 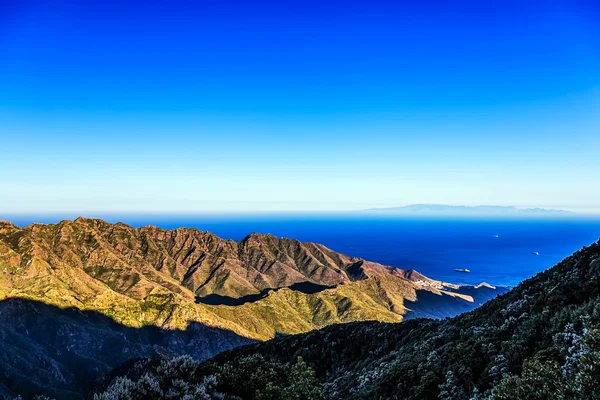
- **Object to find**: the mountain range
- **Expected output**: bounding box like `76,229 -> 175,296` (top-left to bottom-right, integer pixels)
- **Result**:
92,237 -> 600,400
0,218 -> 505,399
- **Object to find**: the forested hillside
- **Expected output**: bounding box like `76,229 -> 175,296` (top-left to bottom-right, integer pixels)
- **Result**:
92,239 -> 600,399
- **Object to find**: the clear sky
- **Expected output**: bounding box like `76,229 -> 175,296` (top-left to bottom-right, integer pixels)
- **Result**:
1,0 -> 599,213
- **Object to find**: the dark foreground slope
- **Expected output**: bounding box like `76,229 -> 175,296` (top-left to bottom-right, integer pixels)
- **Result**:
92,239 -> 600,400
0,299 -> 251,400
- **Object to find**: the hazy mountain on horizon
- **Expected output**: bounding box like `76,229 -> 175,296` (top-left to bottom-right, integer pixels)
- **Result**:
366,204 -> 574,216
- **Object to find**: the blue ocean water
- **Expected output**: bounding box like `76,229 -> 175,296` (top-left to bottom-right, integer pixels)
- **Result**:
5,214 -> 600,287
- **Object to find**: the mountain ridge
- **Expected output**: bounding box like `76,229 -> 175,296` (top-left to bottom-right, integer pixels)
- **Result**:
1,217 -> 415,297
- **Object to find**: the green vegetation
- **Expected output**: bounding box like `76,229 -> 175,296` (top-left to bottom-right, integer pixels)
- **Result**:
91,355 -> 322,400
89,239 -> 600,399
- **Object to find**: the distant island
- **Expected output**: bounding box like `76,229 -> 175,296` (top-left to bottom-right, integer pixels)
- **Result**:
366,204 -> 574,217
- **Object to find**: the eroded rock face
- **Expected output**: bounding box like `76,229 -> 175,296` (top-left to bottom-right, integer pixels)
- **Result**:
0,217 -> 408,298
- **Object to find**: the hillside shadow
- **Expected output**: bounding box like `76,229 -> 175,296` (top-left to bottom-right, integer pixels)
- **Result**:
403,290 -> 475,320
196,282 -> 334,306
403,286 -> 509,320
196,291 -> 269,306
288,281 -> 334,294
0,297 -> 254,400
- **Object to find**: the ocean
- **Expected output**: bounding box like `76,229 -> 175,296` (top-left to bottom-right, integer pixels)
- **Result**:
5,214 -> 600,287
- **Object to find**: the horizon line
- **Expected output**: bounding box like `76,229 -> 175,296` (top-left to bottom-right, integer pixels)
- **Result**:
1,203 -> 599,215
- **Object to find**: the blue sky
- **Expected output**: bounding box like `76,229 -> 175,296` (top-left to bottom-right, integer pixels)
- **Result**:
1,0 -> 599,213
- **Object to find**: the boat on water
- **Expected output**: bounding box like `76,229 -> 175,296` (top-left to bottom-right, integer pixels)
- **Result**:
532,251 -> 539,256
455,268 -> 470,273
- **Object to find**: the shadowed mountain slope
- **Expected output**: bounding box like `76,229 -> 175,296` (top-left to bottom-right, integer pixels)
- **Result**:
0,298 -> 252,400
